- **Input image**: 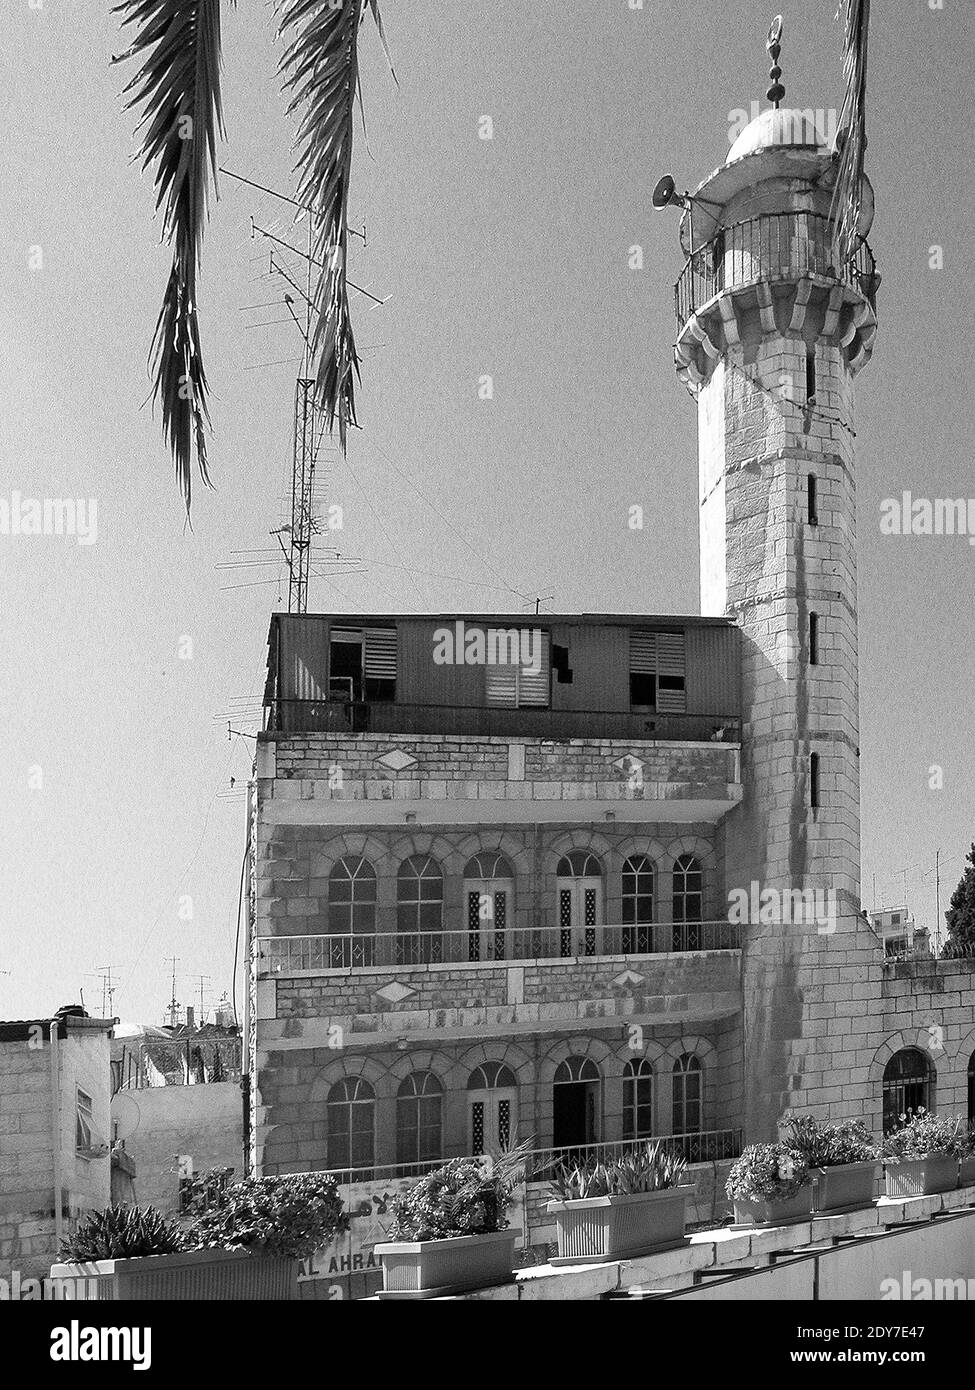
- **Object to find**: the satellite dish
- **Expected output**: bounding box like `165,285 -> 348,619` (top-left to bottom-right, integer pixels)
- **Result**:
110,1092 -> 141,1143
652,175 -> 684,211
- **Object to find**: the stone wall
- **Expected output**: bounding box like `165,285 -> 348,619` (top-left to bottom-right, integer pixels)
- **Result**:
0,1021 -> 112,1283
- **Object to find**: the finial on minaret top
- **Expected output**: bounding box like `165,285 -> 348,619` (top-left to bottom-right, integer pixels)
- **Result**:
766,15 -> 785,108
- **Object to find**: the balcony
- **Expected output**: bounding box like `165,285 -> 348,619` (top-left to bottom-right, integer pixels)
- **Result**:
268,697 -> 741,745
256,921 -> 742,977
327,1132 -> 743,1186
675,210 -> 878,333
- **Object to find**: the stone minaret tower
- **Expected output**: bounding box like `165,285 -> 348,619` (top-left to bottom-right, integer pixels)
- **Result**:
670,28 -> 881,1138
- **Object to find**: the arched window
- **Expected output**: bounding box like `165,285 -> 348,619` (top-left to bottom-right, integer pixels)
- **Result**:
328,857 -> 377,967
882,1048 -> 933,1135
672,1054 -> 703,1136
556,852 -> 603,958
463,853 -> 515,962
397,855 -> 443,964
467,1063 -> 518,1154
396,1072 -> 442,1168
672,855 -> 704,950
622,1059 -> 654,1141
622,855 -> 654,954
326,1077 -> 375,1175
553,1056 -> 601,1154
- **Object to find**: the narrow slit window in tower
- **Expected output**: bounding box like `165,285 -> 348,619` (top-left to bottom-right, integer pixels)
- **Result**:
805,346 -> 816,402
809,612 -> 819,666
810,752 -> 821,811
807,473 -> 818,525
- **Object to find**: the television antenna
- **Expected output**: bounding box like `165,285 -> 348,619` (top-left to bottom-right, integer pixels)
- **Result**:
220,167 -> 385,614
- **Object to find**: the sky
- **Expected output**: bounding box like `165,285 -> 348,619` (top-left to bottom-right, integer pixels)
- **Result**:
1,0 -> 972,1024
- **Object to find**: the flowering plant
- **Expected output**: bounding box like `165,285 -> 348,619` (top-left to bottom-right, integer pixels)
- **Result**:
880,1109 -> 966,1161
387,1143 -> 529,1241
782,1115 -> 878,1168
183,1172 -> 348,1258
725,1143 -> 810,1202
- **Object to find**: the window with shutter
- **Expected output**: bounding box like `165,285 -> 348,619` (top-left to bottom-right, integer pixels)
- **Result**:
629,629 -> 686,712
363,627 -> 397,700
484,631 -> 550,708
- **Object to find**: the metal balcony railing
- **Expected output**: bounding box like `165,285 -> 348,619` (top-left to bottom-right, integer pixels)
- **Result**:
267,697 -> 741,745
675,211 -> 878,332
326,1131 -> 744,1186
255,920 -> 742,975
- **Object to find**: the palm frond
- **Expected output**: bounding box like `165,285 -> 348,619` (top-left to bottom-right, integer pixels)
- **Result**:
113,0 -> 231,512
278,0 -> 390,450
830,0 -> 870,268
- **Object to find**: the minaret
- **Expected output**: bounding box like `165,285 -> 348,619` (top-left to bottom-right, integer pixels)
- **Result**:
670,22 -> 881,1137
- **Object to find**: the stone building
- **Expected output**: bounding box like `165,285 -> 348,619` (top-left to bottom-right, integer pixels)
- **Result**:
0,1008 -> 113,1284
244,73 -> 975,1269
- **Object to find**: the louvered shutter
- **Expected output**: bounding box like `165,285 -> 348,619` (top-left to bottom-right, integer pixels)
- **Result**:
629,630 -> 657,674
485,664 -> 519,707
516,631 -> 550,707
364,627 -> 397,680
656,633 -> 687,712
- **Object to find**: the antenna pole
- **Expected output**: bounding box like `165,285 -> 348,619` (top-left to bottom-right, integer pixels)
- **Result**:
165,956 -> 180,1029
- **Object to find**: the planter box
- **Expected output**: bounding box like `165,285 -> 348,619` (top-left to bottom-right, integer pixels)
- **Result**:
958,1156 -> 975,1188
732,1185 -> 813,1228
375,1229 -> 519,1300
884,1155 -> 958,1198
49,1248 -> 297,1301
546,1188 -> 688,1264
811,1161 -> 880,1214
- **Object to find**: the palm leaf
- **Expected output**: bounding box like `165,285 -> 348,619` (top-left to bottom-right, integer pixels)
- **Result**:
277,0 -> 390,450
830,0 -> 870,268
113,0 -> 232,511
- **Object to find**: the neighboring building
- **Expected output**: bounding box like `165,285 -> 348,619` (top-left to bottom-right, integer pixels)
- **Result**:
869,907 -> 930,960
0,1007 -> 113,1284
110,1021 -> 243,1215
243,52 -> 975,1281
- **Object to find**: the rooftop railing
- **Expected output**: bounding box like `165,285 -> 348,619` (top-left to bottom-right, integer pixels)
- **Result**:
327,1131 -> 743,1186
255,920 -> 743,976
267,697 -> 741,745
675,210 -> 878,333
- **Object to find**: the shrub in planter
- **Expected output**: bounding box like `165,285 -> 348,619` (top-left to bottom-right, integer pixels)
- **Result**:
726,1143 -> 812,1226
52,1173 -> 348,1300
881,1110 -> 965,1197
375,1145 -> 527,1299
960,1128 -> 975,1188
783,1116 -> 880,1214
547,1140 -> 689,1264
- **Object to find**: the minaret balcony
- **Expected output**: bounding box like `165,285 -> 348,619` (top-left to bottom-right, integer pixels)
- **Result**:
674,210 -> 879,388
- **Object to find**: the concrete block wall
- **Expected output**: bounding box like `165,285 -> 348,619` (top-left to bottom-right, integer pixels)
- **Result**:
0,1022 -> 112,1283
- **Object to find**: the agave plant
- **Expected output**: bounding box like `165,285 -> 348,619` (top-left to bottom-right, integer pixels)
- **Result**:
110,1 -> 871,514
549,1141 -> 686,1203
59,1204 -> 186,1261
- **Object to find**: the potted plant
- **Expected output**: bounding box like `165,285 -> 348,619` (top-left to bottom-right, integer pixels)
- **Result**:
960,1128 -> 975,1188
374,1145 -> 527,1299
726,1143 -> 812,1226
546,1140 -> 689,1264
783,1116 -> 880,1214
50,1172 -> 348,1300
881,1110 -> 965,1197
